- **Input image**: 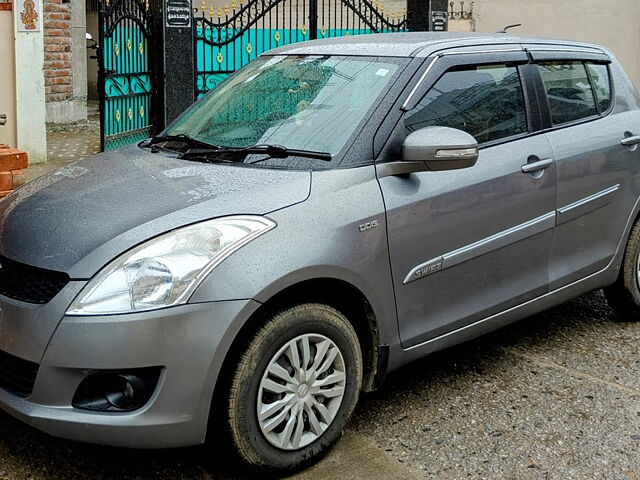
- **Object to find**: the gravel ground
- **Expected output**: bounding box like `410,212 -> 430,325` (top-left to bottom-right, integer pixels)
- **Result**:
0,289 -> 638,479
351,290 -> 640,479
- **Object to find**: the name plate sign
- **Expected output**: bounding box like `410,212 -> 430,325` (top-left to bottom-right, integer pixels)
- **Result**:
166,0 -> 191,28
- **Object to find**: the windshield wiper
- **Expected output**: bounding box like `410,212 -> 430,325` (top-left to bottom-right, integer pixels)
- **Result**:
139,134 -> 222,150
179,144 -> 332,163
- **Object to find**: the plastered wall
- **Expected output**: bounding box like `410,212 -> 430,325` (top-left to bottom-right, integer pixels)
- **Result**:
473,0 -> 640,88
0,9 -> 17,147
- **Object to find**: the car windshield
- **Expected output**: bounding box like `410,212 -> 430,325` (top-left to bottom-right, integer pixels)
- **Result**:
165,55 -> 402,161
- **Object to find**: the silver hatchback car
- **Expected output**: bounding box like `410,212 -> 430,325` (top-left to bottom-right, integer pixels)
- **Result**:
1,32 -> 640,473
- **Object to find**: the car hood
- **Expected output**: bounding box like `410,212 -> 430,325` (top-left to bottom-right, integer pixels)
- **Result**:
0,146 -> 311,278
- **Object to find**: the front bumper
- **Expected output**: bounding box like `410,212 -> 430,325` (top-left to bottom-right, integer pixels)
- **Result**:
0,296 -> 261,448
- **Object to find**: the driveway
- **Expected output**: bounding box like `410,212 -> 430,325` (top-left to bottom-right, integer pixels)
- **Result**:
0,290 -> 638,479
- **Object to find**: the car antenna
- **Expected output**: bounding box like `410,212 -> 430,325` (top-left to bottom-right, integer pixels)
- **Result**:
497,24 -> 522,33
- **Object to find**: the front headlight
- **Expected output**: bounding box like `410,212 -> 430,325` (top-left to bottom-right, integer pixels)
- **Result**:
66,216 -> 276,315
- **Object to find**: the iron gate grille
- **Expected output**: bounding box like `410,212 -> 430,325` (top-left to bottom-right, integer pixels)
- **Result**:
99,0 -> 156,151
194,0 -> 407,97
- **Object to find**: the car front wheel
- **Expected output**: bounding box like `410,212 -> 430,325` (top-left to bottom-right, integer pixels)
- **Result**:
227,303 -> 363,474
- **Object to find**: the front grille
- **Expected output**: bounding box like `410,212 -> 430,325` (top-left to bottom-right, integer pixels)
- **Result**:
0,350 -> 39,398
0,256 -> 70,304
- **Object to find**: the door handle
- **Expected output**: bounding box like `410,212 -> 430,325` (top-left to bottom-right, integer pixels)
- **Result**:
521,158 -> 553,174
621,135 -> 640,147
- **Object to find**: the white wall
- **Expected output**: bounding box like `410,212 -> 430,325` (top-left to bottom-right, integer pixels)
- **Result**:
0,9 -> 17,147
14,0 -> 47,163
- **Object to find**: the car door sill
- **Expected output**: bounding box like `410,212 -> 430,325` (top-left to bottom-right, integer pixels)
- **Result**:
404,259 -> 611,353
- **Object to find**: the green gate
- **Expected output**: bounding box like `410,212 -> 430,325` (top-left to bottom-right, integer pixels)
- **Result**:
99,0 -> 157,151
194,0 -> 407,97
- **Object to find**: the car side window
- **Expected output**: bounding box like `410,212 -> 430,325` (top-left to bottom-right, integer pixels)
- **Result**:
538,61 -> 598,125
585,62 -> 612,113
404,64 -> 528,144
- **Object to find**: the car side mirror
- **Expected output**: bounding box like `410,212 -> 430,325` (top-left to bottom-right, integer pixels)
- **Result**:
402,126 -> 479,171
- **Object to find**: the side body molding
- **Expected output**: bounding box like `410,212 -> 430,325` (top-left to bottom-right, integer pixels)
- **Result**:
404,212 -> 556,284
556,184 -> 620,225
404,184 -> 621,284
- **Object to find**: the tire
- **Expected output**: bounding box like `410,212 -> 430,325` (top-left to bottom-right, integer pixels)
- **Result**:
226,303 -> 363,474
604,220 -> 640,320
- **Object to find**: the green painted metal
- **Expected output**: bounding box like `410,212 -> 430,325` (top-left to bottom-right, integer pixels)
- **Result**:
195,0 -> 407,97
100,0 -> 154,151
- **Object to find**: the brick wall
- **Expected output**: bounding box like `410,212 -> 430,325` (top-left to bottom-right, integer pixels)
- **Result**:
0,145 -> 27,197
43,0 -> 73,104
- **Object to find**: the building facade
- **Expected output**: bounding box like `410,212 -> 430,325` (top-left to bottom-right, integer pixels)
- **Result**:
0,0 -> 87,162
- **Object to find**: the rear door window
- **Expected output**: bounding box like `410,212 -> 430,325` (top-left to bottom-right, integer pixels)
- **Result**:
585,62 -> 612,112
405,64 -> 528,144
538,61 -> 598,125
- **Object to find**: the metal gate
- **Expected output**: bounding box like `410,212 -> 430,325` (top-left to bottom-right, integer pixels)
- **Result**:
98,0 -> 157,151
194,0 -> 407,97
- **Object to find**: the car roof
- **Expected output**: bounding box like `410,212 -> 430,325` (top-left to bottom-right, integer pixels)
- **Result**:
266,32 -> 608,58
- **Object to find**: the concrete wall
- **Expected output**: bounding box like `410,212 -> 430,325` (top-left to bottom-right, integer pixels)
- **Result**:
473,0 -> 640,88
448,18 -> 474,32
14,0 -> 48,163
0,8 -> 17,147
70,0 -> 88,118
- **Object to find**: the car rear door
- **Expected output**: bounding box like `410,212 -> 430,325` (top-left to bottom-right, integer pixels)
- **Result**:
525,46 -> 640,289
376,48 -> 558,349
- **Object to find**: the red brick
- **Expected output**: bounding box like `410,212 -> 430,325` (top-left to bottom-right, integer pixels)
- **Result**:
48,12 -> 70,20
44,44 -> 66,52
44,20 -> 70,29
45,37 -> 71,45
44,69 -> 72,78
44,29 -> 67,36
11,170 -> 25,189
51,85 -> 73,93
0,173 -> 12,191
45,78 -> 71,87
44,61 -> 72,69
44,52 -> 70,61
0,147 -> 28,170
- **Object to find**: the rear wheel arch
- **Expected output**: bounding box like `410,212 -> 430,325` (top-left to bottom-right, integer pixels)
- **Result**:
603,194 -> 640,287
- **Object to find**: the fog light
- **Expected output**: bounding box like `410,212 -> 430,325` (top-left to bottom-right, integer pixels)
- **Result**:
104,374 -> 147,409
72,368 -> 161,412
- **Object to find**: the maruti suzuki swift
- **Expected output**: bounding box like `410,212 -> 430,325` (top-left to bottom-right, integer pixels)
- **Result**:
1,32 -> 640,474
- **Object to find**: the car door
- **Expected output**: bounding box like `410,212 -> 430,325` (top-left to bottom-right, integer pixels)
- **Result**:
376,50 -> 558,348
525,47 -> 640,289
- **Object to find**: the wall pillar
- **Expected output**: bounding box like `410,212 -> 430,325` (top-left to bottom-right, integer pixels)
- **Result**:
70,0 -> 88,119
14,0 -> 48,163
429,0 -> 449,31
0,4 -> 18,147
406,0 -> 429,31
407,0 -> 449,32
160,0 -> 195,127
